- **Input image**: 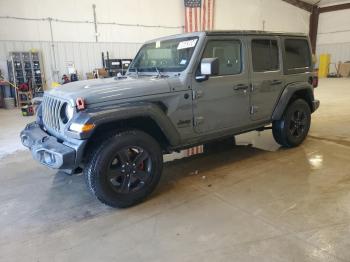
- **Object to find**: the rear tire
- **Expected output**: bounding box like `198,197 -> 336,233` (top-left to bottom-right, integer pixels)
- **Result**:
84,130 -> 163,208
272,99 -> 311,148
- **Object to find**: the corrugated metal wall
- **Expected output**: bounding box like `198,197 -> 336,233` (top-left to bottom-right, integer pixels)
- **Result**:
0,40 -> 142,87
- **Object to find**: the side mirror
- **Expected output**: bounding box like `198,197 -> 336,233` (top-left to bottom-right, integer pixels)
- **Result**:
201,58 -> 219,76
196,58 -> 219,81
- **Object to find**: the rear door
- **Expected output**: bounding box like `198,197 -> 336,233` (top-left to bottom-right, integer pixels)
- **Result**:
191,36 -> 251,133
248,37 -> 284,121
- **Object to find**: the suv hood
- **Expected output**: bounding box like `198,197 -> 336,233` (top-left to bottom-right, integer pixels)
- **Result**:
48,76 -> 177,105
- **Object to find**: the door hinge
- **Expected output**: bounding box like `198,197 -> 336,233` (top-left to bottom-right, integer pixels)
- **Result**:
192,90 -> 204,100
250,83 -> 254,92
250,106 -> 258,115
194,116 -> 204,126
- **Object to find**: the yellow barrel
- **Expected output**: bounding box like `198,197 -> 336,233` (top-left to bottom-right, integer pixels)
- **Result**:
51,81 -> 61,88
318,54 -> 330,78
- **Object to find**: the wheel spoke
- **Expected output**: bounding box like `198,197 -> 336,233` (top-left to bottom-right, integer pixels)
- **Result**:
297,126 -> 304,135
290,125 -> 297,136
133,170 -> 148,181
108,166 -> 122,178
108,166 -> 123,185
117,149 -> 130,164
107,146 -> 153,194
120,175 -> 131,193
133,150 -> 149,167
300,115 -> 307,126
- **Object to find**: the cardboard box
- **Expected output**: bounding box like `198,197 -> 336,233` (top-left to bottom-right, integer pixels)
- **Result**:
339,62 -> 350,77
97,68 -> 108,78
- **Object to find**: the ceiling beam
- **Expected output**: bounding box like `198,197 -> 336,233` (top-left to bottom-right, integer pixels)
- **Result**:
309,6 -> 319,53
319,3 -> 350,13
282,0 -> 314,12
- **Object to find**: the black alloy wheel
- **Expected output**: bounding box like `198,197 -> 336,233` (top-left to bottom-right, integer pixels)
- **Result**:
289,110 -> 308,138
84,130 -> 163,208
107,146 -> 152,194
272,99 -> 311,148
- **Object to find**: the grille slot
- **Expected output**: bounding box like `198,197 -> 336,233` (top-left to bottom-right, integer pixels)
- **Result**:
42,95 -> 63,133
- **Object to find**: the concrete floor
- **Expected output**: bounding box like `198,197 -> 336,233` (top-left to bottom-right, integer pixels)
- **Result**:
1,78 -> 350,262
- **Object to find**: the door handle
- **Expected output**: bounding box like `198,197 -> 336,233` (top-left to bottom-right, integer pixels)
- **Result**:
234,84 -> 249,91
271,80 -> 282,86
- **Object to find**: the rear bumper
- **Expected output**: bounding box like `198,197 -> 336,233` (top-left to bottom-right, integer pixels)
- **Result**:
312,99 -> 320,112
20,122 -> 85,172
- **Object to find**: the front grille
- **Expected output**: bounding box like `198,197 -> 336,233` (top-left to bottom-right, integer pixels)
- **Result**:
42,95 -> 64,132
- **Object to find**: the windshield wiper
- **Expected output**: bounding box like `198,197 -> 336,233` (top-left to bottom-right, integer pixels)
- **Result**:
134,67 -> 139,78
152,67 -> 169,78
128,67 -> 139,77
154,66 -> 161,77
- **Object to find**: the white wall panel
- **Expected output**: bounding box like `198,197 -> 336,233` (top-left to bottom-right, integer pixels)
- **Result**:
316,9 -> 350,68
317,9 -> 350,45
215,0 -> 310,33
0,40 -> 141,86
0,0 -> 310,43
0,0 -> 184,43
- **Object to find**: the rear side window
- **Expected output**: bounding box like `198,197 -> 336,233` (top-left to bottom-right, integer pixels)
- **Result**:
202,40 -> 242,75
284,39 -> 311,70
251,39 -> 279,72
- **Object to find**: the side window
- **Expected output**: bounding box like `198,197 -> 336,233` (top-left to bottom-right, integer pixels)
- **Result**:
285,39 -> 311,70
251,39 -> 279,72
202,40 -> 242,75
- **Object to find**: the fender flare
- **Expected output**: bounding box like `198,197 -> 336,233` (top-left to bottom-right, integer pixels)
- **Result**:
272,82 -> 315,120
78,102 -> 181,146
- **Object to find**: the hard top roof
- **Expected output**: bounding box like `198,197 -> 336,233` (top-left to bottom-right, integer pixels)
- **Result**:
146,30 -> 308,44
205,30 -> 307,37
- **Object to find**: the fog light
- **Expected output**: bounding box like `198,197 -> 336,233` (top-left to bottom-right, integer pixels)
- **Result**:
43,152 -> 55,165
21,135 -> 30,147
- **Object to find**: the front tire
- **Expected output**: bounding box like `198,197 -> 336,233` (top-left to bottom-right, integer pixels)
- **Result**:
272,99 -> 311,148
84,130 -> 163,208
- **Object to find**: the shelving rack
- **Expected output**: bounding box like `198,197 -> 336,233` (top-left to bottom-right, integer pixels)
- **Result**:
7,51 -> 45,102
17,91 -> 33,107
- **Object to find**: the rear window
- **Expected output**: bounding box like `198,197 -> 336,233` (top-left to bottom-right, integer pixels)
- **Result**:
284,39 -> 311,70
251,39 -> 279,72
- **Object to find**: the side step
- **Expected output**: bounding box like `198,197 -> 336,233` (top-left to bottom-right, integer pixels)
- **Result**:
256,126 -> 272,132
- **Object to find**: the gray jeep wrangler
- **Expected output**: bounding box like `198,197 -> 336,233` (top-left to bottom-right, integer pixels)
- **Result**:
21,31 -> 319,207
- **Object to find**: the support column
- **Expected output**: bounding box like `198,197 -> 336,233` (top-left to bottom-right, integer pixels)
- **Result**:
309,6 -> 319,54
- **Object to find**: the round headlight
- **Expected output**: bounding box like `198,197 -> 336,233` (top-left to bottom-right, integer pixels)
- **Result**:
65,104 -> 74,121
60,103 -> 74,124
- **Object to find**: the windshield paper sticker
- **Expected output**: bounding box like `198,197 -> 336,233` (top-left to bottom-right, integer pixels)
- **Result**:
156,41 -> 161,48
177,39 -> 198,50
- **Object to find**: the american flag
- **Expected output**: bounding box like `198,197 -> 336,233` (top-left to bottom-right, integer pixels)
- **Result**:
184,1 -> 214,156
184,0 -> 215,33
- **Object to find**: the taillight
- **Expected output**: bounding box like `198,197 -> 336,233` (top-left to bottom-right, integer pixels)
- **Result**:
312,76 -> 318,88
309,74 -> 318,88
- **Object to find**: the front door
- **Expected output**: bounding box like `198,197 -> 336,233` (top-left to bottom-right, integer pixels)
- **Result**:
191,36 -> 251,133
248,37 -> 284,121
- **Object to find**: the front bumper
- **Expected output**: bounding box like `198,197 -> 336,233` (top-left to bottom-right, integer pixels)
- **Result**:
20,122 -> 82,172
312,99 -> 320,112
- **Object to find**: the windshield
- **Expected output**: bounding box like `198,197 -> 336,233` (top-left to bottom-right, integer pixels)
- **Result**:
129,37 -> 199,73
